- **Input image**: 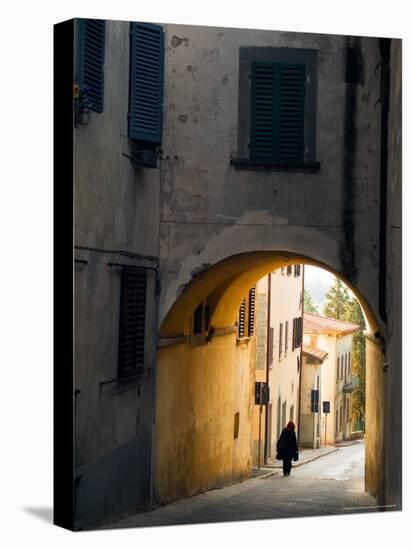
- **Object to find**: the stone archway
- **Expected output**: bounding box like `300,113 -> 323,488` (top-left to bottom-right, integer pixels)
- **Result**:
155,250 -> 385,505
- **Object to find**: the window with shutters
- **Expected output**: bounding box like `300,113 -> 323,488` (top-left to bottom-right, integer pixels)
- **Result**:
292,317 -> 303,350
237,286 -> 256,339
118,268 -> 147,379
248,286 -> 256,336
292,318 -> 296,349
75,19 -> 106,113
286,265 -> 292,276
238,299 -> 246,338
294,265 -> 301,277
250,63 -> 305,163
279,323 -> 283,359
285,320 -> 289,355
268,327 -> 274,367
193,303 -> 203,335
191,301 -> 210,345
128,22 -> 165,168
233,47 -> 319,171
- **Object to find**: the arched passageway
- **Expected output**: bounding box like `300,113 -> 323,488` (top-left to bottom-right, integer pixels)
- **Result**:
155,252 -> 385,505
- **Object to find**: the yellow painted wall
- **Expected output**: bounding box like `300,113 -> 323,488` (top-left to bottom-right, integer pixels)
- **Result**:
157,253 -> 385,505
365,334 -> 385,499
155,332 -> 255,504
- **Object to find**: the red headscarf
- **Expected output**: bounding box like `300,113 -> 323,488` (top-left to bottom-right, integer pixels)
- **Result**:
286,421 -> 295,430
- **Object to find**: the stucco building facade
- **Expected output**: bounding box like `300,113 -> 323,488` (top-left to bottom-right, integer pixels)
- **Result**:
300,343 -> 327,448
61,17 -> 402,528
302,313 -> 359,446
253,267 -> 303,464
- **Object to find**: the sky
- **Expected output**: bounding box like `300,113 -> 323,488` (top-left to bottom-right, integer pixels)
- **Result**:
304,265 -> 341,313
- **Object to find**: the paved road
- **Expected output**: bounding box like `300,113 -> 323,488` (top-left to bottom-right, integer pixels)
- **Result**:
106,441 -> 386,530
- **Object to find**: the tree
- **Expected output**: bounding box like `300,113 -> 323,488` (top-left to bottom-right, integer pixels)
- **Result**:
342,297 -> 366,423
304,290 -> 318,314
322,278 -> 350,320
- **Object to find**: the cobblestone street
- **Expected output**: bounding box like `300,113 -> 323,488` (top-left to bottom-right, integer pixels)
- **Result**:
105,440 -> 394,530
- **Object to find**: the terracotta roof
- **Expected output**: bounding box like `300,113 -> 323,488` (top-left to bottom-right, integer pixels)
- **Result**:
303,312 -> 359,335
302,344 -> 328,363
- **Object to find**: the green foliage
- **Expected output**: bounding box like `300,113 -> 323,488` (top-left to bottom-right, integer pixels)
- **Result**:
322,278 -> 350,320
304,290 -> 318,314
323,278 -> 366,422
342,297 -> 366,419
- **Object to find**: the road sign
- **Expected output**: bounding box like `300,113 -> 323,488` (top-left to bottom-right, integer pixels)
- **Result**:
255,382 -> 269,405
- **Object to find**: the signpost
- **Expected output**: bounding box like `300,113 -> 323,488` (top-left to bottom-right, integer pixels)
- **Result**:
323,400 -> 330,447
255,382 -> 269,469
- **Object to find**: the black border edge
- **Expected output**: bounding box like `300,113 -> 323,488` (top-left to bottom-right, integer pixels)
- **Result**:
53,18 -> 74,531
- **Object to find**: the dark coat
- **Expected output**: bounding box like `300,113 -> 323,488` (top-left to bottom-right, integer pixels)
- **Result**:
276,428 -> 298,461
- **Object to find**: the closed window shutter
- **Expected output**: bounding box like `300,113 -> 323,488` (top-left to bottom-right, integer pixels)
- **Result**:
278,64 -> 305,162
118,268 -> 147,378
292,318 -> 296,350
193,303 -> 203,334
268,327 -> 274,367
248,286 -> 256,336
285,320 -> 289,353
238,299 -> 246,337
129,22 -> 164,143
250,63 -> 276,160
77,19 -> 106,113
279,323 -> 283,358
250,62 -> 305,163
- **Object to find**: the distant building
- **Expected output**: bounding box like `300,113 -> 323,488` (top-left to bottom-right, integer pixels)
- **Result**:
300,343 -> 328,448
253,265 -> 303,465
303,313 -> 359,445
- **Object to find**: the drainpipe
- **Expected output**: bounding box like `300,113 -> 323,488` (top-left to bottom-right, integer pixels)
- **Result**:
378,38 -> 391,324
297,265 -> 305,445
263,272 -> 271,463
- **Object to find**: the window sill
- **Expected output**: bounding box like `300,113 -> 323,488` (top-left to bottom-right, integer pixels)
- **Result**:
236,336 -> 252,345
99,371 -> 147,396
230,158 -> 321,173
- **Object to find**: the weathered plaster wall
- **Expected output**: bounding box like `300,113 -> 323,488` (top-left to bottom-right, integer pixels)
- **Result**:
382,38 -> 402,508
155,333 -> 255,503
158,25 -> 382,335
74,20 -> 160,527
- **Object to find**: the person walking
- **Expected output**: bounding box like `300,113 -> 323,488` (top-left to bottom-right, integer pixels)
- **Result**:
276,421 -> 299,476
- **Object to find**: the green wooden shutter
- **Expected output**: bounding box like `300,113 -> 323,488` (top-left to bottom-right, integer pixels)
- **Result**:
250,63 -> 276,160
118,268 -> 147,378
129,22 -> 164,144
77,19 -> 106,113
278,63 -> 305,163
250,62 -> 305,163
